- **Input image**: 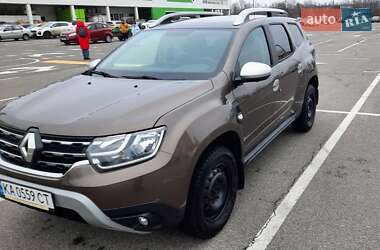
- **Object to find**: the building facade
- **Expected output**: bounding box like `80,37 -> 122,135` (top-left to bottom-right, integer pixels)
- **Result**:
0,0 -> 230,24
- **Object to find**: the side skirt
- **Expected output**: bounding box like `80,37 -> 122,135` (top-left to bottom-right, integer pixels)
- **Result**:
243,115 -> 296,166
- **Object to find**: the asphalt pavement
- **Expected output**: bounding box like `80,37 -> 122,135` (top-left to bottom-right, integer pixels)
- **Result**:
1,25 -> 380,250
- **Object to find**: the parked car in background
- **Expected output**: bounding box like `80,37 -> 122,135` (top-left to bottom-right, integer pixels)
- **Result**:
106,20 -> 122,29
33,21 -> 73,39
60,22 -> 113,45
141,20 -> 157,29
0,24 -> 32,41
372,16 -> 380,23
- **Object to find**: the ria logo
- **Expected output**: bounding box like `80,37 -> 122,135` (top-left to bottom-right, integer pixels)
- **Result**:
342,8 -> 372,31
19,128 -> 43,164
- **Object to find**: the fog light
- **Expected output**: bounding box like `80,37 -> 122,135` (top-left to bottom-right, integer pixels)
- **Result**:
138,216 -> 149,226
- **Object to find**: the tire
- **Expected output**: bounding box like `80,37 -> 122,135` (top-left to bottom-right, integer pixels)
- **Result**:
15,38 -> 19,41
22,34 -> 30,41
293,85 -> 317,132
105,35 -> 112,43
43,31 -> 52,39
183,146 -> 238,239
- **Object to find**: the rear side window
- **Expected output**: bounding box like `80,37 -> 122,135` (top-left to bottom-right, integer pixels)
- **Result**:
238,27 -> 271,69
269,24 -> 292,60
288,23 -> 304,47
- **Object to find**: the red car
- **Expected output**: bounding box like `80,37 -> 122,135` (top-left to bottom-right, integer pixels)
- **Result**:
60,22 -> 113,45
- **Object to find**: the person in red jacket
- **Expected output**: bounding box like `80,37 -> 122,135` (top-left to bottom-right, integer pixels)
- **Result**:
73,20 -> 91,60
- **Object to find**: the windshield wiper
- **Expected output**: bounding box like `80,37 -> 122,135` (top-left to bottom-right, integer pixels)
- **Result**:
121,75 -> 162,80
89,70 -> 118,78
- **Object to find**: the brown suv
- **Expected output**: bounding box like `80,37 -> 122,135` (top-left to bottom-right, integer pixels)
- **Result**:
0,9 -> 318,238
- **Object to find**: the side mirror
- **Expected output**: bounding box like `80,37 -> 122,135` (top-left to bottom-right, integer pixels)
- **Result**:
239,62 -> 272,82
89,59 -> 101,69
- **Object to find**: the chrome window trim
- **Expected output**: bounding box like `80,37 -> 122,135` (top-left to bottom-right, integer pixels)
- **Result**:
0,154 -> 89,179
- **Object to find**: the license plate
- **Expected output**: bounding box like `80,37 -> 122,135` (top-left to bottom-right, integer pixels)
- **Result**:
61,37 -> 67,40
0,181 -> 54,211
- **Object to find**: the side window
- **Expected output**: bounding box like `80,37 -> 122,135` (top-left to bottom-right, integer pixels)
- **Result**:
288,23 -> 304,47
95,23 -> 103,29
237,27 -> 271,70
269,24 -> 292,60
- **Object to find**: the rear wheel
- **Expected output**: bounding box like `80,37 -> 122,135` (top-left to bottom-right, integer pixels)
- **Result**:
15,38 -> 19,41
105,35 -> 113,43
293,85 -> 317,132
22,34 -> 30,40
183,146 -> 238,239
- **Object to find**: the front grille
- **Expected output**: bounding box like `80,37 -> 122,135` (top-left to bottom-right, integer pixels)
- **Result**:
0,126 -> 92,175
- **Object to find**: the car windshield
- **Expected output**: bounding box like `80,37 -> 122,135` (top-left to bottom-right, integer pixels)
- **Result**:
94,29 -> 234,80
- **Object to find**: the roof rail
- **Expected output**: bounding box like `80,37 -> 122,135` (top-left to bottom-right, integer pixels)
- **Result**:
233,8 -> 288,26
150,12 -> 223,28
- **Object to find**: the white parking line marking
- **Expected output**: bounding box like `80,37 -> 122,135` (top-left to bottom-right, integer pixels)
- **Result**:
313,39 -> 333,46
318,109 -> 380,117
0,77 -> 19,81
363,70 -> 380,73
316,62 -> 327,65
0,198 -> 4,202
0,58 -> 39,69
317,109 -> 349,115
248,73 -> 380,250
0,97 -> 17,102
338,39 -> 367,52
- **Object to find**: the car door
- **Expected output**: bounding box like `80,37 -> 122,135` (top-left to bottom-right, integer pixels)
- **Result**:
58,23 -> 70,34
88,23 -> 97,41
233,27 -> 283,151
12,25 -> 23,39
268,23 -> 300,122
2,26 -> 14,39
49,23 -> 60,36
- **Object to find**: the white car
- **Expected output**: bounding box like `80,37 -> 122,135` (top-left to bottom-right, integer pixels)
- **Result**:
0,25 -> 33,41
141,20 -> 157,29
32,21 -> 74,39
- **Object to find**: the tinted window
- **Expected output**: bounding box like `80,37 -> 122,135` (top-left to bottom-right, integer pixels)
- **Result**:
59,23 -> 68,27
238,27 -> 271,69
288,23 -> 304,47
269,24 -> 292,60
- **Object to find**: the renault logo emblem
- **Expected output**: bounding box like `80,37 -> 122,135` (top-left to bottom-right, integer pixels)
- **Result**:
19,128 -> 43,164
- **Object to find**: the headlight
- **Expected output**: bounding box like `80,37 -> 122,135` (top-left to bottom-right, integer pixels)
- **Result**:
86,127 -> 165,170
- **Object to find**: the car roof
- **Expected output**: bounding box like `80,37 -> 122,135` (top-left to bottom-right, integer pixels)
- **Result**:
154,15 -> 296,30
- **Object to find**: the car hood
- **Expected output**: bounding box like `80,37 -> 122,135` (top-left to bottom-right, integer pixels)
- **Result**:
0,75 -> 213,136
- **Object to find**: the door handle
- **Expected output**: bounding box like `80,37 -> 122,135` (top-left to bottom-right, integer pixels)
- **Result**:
273,79 -> 280,92
297,63 -> 304,75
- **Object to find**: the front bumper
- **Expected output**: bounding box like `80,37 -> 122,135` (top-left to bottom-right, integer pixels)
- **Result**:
0,173 -> 144,233
0,149 -> 189,233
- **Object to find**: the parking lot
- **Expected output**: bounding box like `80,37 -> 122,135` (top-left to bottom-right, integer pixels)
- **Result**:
1,24 -> 380,250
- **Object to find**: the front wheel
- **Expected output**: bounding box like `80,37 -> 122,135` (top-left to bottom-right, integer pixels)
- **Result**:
183,146 -> 238,239
43,31 -> 52,39
293,85 -> 317,132
22,34 -> 30,40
